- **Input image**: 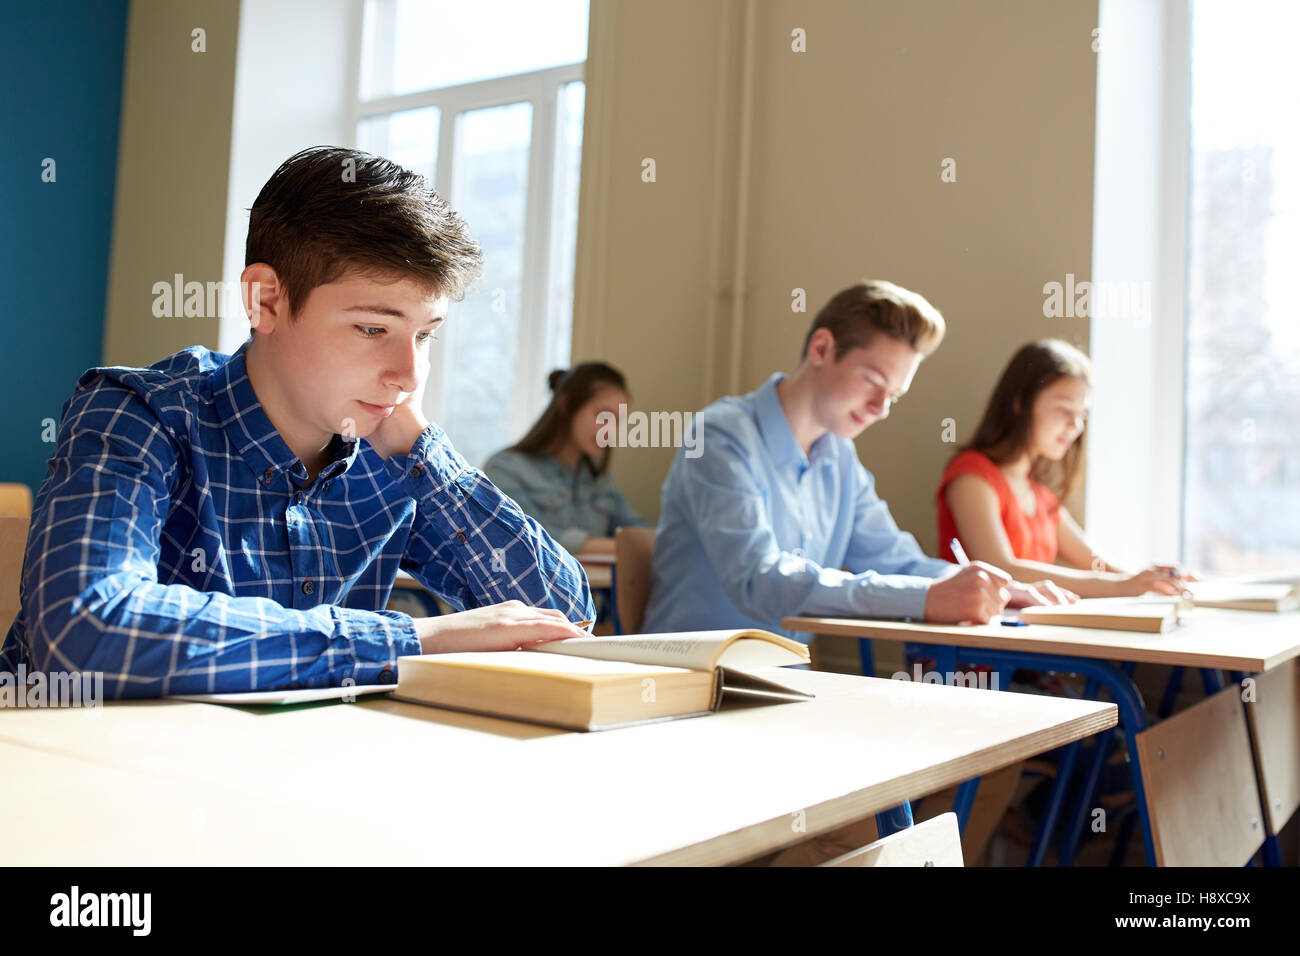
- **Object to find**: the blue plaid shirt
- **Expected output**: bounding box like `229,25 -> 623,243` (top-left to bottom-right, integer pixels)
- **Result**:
1,341 -> 594,697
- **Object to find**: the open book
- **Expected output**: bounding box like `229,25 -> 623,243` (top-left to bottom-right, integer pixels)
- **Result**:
395,629 -> 812,732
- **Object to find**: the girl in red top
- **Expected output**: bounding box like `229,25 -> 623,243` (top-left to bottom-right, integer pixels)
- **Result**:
938,339 -> 1191,597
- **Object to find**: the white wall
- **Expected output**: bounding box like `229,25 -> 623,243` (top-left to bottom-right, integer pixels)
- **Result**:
220,0 -> 357,354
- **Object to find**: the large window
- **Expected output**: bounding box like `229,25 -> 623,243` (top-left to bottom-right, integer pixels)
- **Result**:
1089,0 -> 1298,575
1182,0 -> 1300,573
352,0 -> 589,466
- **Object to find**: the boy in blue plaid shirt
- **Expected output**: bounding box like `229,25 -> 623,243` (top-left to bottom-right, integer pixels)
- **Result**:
2,146 -> 594,698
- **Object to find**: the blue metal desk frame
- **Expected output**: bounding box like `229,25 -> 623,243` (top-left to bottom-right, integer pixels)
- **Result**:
860,638 -> 1283,866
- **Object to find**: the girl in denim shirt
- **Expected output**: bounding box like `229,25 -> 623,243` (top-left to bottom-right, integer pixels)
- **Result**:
484,363 -> 647,558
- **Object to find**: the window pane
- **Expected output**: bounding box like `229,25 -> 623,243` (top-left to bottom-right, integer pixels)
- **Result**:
362,0 -> 589,98
356,106 -> 439,183
440,102 -> 533,467
1184,0 -> 1300,573
546,81 -> 585,373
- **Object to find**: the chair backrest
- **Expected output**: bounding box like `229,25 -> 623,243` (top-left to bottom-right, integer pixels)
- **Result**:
1135,684 -> 1263,865
1243,659 -> 1300,837
613,527 -> 656,635
0,483 -> 33,519
1,514 -> 31,636
820,812 -> 964,867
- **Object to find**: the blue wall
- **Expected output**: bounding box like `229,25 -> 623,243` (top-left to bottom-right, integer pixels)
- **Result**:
0,0 -> 129,495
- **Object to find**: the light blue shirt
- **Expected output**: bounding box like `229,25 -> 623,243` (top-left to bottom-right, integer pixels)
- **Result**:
642,373 -> 954,640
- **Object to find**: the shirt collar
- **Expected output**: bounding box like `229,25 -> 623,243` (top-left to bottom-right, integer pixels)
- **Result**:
211,339 -> 360,487
754,372 -> 837,472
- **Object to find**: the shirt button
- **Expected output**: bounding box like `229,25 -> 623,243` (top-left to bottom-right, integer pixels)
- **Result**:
293,491 -> 304,505
377,667 -> 396,685
262,468 -> 273,483
302,579 -> 314,595
455,530 -> 467,544
409,465 -> 423,477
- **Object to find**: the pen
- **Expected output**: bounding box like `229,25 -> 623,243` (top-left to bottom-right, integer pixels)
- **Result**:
953,537 -> 1030,626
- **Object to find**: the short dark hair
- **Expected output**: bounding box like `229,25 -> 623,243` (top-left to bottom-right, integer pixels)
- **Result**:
802,279 -> 946,360
245,146 -> 484,317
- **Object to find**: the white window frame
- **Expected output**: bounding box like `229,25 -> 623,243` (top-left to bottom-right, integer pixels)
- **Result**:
1087,0 -> 1191,568
344,0 -> 584,447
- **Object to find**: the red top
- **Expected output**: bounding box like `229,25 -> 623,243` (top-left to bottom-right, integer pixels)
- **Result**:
936,449 -> 1060,564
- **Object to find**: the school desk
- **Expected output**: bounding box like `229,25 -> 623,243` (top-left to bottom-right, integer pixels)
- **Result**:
784,608 -> 1300,866
393,562 -> 611,606
0,668 -> 1113,866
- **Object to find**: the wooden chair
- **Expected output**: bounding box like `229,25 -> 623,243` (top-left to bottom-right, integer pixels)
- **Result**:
0,483 -> 32,518
1243,660 -> 1300,864
612,527 -> 656,635
1,513 -> 31,636
1134,684 -> 1264,865
820,812 -> 964,867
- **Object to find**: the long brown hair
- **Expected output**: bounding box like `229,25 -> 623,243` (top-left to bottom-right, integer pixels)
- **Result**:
511,363 -> 628,489
961,339 -> 1093,500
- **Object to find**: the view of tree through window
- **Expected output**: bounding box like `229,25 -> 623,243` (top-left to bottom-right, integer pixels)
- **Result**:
1183,0 -> 1300,573
357,0 -> 589,466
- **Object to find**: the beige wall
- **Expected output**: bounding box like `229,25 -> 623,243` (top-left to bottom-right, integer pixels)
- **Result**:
103,0 -> 239,367
104,0 -> 1097,567
574,0 -> 1098,548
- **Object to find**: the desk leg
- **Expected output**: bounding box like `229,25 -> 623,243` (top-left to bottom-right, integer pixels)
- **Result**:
949,648 -> 1156,866
858,639 -> 875,678
609,574 -> 622,635
875,801 -> 914,838
952,778 -> 980,832
1160,666 -> 1185,718
1028,739 -> 1080,866
1058,679 -> 1108,866
927,645 -> 979,838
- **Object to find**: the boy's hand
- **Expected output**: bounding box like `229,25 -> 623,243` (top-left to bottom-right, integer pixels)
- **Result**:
413,601 -> 590,653
924,562 -> 1010,624
365,379 -> 431,460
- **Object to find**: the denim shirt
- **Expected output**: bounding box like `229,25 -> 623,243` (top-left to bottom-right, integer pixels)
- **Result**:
482,449 -> 648,554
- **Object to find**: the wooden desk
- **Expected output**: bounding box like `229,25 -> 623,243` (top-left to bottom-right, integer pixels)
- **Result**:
0,668 -> 1113,866
784,608 -> 1300,866
786,607 -> 1300,672
394,563 -> 612,593
582,562 -> 612,590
